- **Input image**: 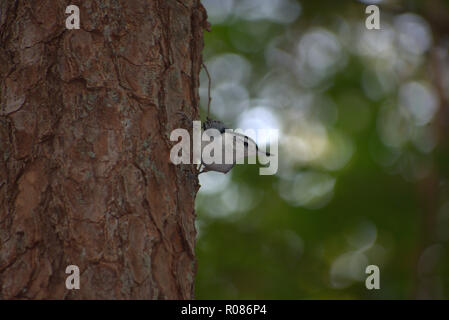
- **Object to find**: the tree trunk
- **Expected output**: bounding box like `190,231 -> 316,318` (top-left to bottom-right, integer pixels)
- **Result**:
0,0 -> 206,299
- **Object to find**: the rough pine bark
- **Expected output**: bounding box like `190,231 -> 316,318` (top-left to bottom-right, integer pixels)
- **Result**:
0,0 -> 206,299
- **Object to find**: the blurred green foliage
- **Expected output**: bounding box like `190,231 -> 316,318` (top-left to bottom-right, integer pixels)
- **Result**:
195,0 -> 449,299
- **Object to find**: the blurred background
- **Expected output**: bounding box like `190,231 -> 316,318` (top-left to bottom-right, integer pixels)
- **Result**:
195,0 -> 449,299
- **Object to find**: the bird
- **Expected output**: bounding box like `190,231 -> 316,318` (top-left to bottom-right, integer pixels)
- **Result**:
199,118 -> 271,174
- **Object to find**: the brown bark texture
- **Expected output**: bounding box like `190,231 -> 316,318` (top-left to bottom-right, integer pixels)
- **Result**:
0,0 -> 206,299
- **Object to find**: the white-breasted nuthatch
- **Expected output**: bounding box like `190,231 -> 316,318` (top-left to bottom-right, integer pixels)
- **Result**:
199,118 -> 271,174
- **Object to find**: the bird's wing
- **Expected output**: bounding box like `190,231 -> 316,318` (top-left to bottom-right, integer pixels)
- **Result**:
230,132 -> 271,158
221,132 -> 262,161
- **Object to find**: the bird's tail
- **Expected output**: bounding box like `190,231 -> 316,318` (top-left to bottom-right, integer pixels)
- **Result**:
258,150 -> 273,157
